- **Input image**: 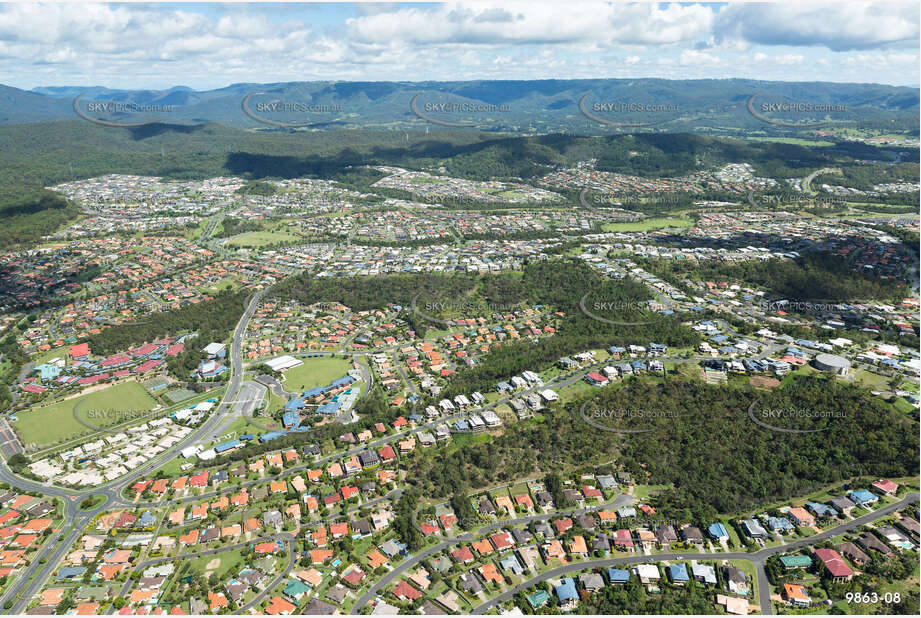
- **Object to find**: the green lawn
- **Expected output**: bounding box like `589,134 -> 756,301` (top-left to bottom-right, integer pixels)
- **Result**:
281,356 -> 352,393
890,397 -> 915,415
13,380 -> 158,447
851,368 -> 892,391
31,344 -> 71,366
744,136 -> 836,147
226,230 -> 300,247
601,217 -> 694,232
219,416 -> 277,441
200,274 -> 240,293
728,559 -> 759,607
632,484 -> 671,501
187,547 -> 247,580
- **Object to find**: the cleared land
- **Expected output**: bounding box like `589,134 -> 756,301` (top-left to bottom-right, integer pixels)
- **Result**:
13,381 -> 158,447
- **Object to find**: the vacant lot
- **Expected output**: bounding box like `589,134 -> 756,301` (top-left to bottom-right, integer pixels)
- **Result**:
14,381 -> 158,447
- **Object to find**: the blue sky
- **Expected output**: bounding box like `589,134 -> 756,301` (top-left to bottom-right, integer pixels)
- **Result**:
0,2 -> 917,90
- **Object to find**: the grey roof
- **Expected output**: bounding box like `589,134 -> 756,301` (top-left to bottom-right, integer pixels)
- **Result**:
579,572 -> 605,590
303,598 -> 337,615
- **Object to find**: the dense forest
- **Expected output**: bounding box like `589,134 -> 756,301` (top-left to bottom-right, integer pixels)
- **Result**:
431,260 -> 699,398
576,577 -> 716,615
405,375 -> 918,522
643,251 -> 907,303
213,217 -> 262,238
813,161 -> 919,191
0,190 -> 80,249
85,290 -> 248,357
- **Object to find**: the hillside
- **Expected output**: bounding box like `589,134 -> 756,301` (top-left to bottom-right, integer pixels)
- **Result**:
1,78 -> 917,136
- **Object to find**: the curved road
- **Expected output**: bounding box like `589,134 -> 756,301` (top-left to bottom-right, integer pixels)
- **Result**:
472,492 -> 920,615
350,493 -> 636,612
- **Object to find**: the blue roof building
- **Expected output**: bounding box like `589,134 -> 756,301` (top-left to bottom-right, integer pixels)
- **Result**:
766,516 -> 794,532
37,363 -> 61,381
668,563 -> 689,582
848,489 -> 878,505
282,411 -> 299,428
708,522 -> 729,540
259,431 -> 284,443
329,376 -> 354,388
303,386 -> 327,398
284,397 -> 305,411
215,439 -> 241,454
317,401 -> 340,415
805,501 -> 838,518
56,566 -> 87,581
608,568 -> 630,584
555,578 -> 578,603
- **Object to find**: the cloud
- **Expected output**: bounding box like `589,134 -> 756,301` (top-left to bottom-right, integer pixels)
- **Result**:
678,49 -> 724,67
346,2 -> 714,46
713,2 -> 919,51
0,2 -> 915,88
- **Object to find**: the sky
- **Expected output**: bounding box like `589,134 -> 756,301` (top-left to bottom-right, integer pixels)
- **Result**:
0,1 -> 918,91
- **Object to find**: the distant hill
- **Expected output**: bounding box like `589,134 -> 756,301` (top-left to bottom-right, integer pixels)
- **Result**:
3,78 -> 917,135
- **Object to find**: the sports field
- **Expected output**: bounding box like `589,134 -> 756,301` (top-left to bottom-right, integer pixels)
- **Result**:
13,381 -> 158,447
226,230 -> 300,247
282,356 -> 352,393
601,216 -> 694,232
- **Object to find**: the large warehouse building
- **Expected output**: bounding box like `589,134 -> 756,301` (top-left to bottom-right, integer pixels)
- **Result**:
812,353 -> 851,376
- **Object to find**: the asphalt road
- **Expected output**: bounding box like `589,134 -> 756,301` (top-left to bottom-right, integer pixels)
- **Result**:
471,492 -> 920,615
0,288 -> 270,611
202,380 -> 267,443
0,416 -> 23,457
0,267 -> 916,615
113,531 -> 298,614
350,493 -> 636,612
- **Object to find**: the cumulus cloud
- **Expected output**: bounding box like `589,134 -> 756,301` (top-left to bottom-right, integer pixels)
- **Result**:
713,2 -> 919,51
346,1 -> 714,46
0,2 -> 916,88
